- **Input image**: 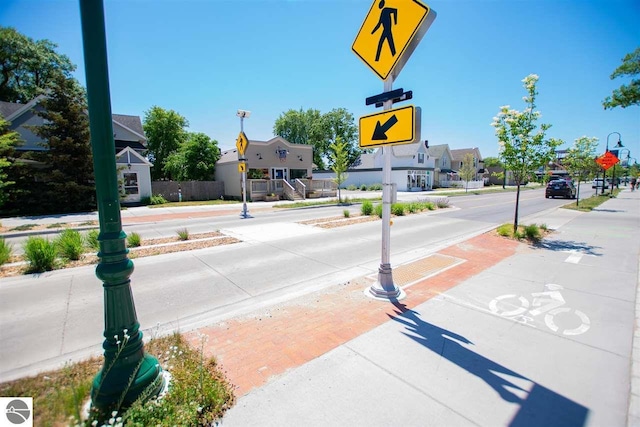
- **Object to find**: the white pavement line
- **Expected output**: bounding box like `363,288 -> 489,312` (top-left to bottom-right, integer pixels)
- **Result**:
564,250 -> 584,264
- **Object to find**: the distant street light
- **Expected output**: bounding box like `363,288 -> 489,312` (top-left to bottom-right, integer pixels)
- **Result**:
602,132 -> 623,195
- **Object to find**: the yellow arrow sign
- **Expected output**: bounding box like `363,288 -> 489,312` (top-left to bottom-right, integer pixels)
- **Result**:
238,162 -> 246,173
352,0 -> 436,81
359,105 -> 420,148
236,131 -> 249,156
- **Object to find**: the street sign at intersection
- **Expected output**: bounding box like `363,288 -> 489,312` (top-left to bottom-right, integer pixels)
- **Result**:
359,105 -> 421,148
352,0 -> 436,81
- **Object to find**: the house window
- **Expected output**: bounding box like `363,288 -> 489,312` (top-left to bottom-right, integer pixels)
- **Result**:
418,153 -> 424,164
123,172 -> 139,195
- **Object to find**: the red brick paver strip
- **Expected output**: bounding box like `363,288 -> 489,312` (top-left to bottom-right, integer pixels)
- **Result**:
185,232 -> 519,397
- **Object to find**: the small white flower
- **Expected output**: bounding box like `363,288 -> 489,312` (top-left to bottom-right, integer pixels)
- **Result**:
91,420 -> 98,427
112,411 -> 118,417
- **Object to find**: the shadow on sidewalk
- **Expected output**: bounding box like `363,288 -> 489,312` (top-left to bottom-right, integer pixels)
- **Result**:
389,302 -> 589,427
534,239 -> 602,256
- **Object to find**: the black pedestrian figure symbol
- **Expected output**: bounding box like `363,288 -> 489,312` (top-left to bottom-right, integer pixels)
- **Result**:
372,0 -> 398,62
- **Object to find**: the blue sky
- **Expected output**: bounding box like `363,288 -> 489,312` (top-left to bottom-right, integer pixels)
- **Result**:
2,0 -> 639,160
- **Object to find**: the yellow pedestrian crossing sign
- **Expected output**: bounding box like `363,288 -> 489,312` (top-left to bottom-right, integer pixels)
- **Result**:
236,131 -> 249,156
352,0 -> 436,81
238,162 -> 246,173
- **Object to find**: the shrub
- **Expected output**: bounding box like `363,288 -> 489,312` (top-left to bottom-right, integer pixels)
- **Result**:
497,223 -> 512,237
539,223 -> 548,231
523,224 -> 541,241
0,238 -> 12,266
407,202 -> 418,214
360,184 -> 367,191
361,200 -> 373,216
347,185 -> 357,191
150,194 -> 168,205
140,196 -> 151,205
374,203 -> 383,218
127,232 -> 142,247
24,237 -> 57,272
368,183 -> 383,191
343,209 -> 350,218
85,229 -> 100,251
55,229 -> 84,261
391,203 -> 405,216
176,228 -> 190,241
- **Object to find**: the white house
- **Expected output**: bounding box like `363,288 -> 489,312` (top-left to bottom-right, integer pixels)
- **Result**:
0,97 -> 153,204
314,140 -> 436,191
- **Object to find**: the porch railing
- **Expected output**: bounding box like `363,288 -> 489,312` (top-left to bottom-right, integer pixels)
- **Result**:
294,179 -> 306,200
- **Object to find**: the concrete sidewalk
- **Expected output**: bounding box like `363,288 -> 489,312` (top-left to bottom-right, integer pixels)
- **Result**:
185,189 -> 640,426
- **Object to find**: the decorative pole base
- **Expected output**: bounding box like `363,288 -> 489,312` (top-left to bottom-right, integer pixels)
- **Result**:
366,263 -> 406,301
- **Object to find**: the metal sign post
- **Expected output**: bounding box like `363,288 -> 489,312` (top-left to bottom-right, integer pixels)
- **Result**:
236,110 -> 251,218
368,78 -> 405,300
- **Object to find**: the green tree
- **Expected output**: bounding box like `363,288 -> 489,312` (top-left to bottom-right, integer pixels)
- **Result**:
273,107 -> 363,170
321,108 -> 361,168
0,26 -> 75,103
274,108 -> 326,168
163,132 -> 221,181
458,153 -> 476,193
603,47 -> 640,110
28,75 -> 95,214
491,74 -> 562,233
0,116 -> 22,207
329,137 -> 349,203
143,106 -> 188,180
563,136 -> 599,205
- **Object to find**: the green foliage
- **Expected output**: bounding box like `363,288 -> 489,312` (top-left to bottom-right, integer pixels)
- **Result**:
55,229 -> 83,261
85,229 -> 100,251
367,184 -> 383,191
523,224 -> 541,241
361,199 -> 373,215
360,184 -> 367,191
330,137 -> 350,203
23,236 -> 57,272
0,116 -> 22,208
603,47 -> 640,109
343,209 -> 350,218
176,228 -> 190,240
391,203 -> 405,216
10,223 -> 37,231
273,107 -> 364,170
458,152 -> 477,191
22,74 -> 95,215
164,132 -> 221,181
564,136 -> 600,203
497,223 -> 512,237
150,194 -> 168,205
0,26 -> 76,103
0,237 -> 12,266
482,156 -> 504,168
491,74 -> 562,232
127,232 -> 142,248
143,106 -> 189,180
346,184 -> 357,191
374,203 -> 383,218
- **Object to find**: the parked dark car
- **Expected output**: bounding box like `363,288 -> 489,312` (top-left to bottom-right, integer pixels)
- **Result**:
546,179 -> 576,199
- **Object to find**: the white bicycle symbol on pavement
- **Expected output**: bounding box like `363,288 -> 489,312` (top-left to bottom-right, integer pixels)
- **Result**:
489,284 -> 590,336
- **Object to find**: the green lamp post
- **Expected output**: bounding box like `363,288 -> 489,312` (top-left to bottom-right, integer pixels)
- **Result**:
79,0 -> 165,413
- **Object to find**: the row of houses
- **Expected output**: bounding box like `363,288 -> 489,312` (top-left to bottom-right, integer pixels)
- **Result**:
2,97 -> 488,205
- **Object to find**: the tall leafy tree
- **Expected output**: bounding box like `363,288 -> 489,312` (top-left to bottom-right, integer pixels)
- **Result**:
458,152 -> 476,193
0,26 -> 75,103
603,47 -> 640,110
321,108 -> 361,168
329,137 -> 349,203
164,132 -> 221,181
274,108 -> 326,168
274,107 -> 362,170
491,74 -> 562,233
564,136 -> 599,205
0,116 -> 22,208
28,75 -> 95,214
143,106 -> 188,180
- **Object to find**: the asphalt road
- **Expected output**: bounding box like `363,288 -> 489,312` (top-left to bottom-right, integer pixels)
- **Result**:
0,186 -> 583,381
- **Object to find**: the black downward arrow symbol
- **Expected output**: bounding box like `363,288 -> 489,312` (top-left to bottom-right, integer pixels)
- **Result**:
372,115 -> 398,140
